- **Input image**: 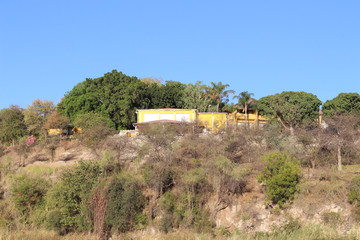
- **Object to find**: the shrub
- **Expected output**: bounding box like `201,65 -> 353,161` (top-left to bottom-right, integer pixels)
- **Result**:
105,176 -> 146,233
11,175 -> 49,221
258,152 -> 301,207
349,176 -> 360,221
45,161 -> 102,232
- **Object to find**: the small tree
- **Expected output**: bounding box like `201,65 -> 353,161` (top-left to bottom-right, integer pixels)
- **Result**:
0,105 -> 27,145
74,112 -> 114,154
258,152 -> 301,207
207,82 -> 235,112
320,114 -> 360,171
233,91 -> 254,121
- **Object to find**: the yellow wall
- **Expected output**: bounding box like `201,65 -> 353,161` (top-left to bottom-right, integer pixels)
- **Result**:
197,113 -> 227,133
47,129 -> 63,136
137,109 -> 197,123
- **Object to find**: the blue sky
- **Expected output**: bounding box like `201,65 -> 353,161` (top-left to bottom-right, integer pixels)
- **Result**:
1,0 -> 359,109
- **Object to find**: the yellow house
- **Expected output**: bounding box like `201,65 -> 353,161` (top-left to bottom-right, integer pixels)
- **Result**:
197,112 -> 228,133
136,109 -> 197,123
133,108 -> 268,136
228,110 -> 267,129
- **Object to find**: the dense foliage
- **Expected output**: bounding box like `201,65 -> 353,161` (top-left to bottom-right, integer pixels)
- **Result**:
0,105 -> 27,144
322,93 -> 360,115
258,152 -> 301,206
257,91 -> 322,132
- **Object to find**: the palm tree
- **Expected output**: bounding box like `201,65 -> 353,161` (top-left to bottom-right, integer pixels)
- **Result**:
233,91 -> 254,121
207,82 -> 235,112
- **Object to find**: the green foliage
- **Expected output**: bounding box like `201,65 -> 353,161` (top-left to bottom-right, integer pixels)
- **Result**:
258,152 -> 301,206
323,93 -> 360,115
207,82 -> 235,112
258,91 -> 322,129
348,176 -> 360,221
45,161 -> 102,232
149,80 -> 186,109
0,105 -> 27,144
58,70 -> 150,130
74,112 -> 114,152
73,112 -> 114,130
24,99 -> 56,137
105,176 -> 146,233
183,81 -> 212,112
11,175 -> 49,220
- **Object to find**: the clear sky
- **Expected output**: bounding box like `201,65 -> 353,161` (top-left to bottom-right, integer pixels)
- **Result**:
1,0 -> 359,109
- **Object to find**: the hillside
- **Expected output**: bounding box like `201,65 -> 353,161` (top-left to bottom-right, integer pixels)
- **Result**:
1,123 -> 360,240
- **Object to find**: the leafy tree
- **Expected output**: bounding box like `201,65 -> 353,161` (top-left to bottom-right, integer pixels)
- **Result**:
24,99 -> 57,136
148,81 -> 186,109
0,105 -> 27,145
207,82 -> 235,112
183,81 -> 212,112
141,77 -> 162,86
42,111 -> 70,131
257,91 -> 322,134
322,93 -> 360,115
233,91 -> 255,121
74,112 -> 114,154
258,152 -> 301,206
58,70 -> 151,130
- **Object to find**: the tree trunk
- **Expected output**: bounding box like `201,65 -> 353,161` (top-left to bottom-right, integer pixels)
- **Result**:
289,126 -> 294,136
216,102 -> 219,112
337,146 -> 342,172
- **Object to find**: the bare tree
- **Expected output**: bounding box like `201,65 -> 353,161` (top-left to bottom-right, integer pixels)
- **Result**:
320,114 -> 360,171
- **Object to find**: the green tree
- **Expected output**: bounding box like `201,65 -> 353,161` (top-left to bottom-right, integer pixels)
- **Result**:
257,91 -> 322,134
183,81 -> 211,112
148,81 -> 186,109
0,105 -> 27,145
258,152 -> 301,206
233,91 -> 255,121
58,70 -> 151,130
207,82 -> 235,112
24,99 -> 57,136
46,161 -> 102,232
322,93 -> 360,115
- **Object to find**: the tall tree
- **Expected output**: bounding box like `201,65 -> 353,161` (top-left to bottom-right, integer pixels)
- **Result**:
0,106 -> 27,145
24,99 -> 56,136
207,82 -> 235,112
322,93 -> 360,115
233,91 -> 254,121
148,81 -> 186,109
183,81 -> 212,112
258,91 -> 322,135
58,70 -> 151,130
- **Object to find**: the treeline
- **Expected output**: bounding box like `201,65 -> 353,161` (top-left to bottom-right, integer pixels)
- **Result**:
1,69 -> 360,145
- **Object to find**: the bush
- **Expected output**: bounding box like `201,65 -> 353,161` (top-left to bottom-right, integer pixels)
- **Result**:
258,152 -> 301,207
11,175 -> 49,221
45,161 -> 102,232
105,176 -> 146,233
349,176 -> 360,221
